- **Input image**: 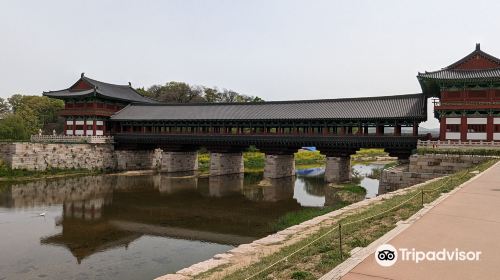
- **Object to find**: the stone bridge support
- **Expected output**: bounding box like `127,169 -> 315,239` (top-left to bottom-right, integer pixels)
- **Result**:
324,156 -> 351,183
209,152 -> 244,176
160,151 -> 198,172
115,150 -> 156,171
263,154 -> 295,179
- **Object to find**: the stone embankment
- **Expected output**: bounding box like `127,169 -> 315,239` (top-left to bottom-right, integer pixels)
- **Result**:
0,143 -> 197,172
379,154 -> 487,191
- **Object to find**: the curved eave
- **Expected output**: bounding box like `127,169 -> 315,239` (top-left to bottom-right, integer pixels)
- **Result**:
42,90 -> 156,104
417,74 -> 500,97
42,90 -> 96,100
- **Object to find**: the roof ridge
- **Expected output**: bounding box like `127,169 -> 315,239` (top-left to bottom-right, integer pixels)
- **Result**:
129,93 -> 424,107
444,47 -> 500,70
83,76 -> 130,88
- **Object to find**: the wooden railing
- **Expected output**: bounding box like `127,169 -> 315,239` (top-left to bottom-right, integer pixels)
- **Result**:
418,140 -> 500,148
30,135 -> 114,144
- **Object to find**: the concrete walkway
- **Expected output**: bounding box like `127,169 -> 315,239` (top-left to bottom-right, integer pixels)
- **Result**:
329,161 -> 500,280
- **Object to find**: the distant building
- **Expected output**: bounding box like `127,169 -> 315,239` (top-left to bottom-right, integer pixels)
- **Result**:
418,44 -> 500,141
43,73 -> 158,136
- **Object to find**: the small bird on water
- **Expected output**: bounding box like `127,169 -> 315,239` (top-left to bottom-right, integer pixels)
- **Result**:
39,212 -> 46,216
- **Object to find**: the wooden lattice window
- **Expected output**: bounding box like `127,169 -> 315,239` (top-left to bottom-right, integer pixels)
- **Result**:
467,124 -> 486,133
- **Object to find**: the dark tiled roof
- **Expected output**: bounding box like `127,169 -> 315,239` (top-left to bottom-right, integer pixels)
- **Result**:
110,94 -> 426,121
445,45 -> 500,70
43,76 -> 159,104
417,68 -> 500,82
417,45 -> 500,83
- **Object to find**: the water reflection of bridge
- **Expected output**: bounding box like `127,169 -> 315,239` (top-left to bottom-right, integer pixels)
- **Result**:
0,174 -> 349,263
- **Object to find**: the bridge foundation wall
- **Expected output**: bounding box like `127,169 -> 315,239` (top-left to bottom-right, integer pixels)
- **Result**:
115,150 -> 156,171
160,151 -> 198,172
263,154 -> 295,178
209,152 -> 244,176
325,156 -> 351,183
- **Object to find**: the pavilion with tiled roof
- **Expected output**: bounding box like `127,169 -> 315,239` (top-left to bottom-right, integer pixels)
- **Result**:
43,73 -> 158,136
417,44 -> 500,141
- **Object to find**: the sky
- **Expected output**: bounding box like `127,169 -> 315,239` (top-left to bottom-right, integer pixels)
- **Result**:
2,1 -> 500,128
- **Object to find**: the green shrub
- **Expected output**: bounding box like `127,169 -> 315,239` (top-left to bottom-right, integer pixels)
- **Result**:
295,150 -> 325,165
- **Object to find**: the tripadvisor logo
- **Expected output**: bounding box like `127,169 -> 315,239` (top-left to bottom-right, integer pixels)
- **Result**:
375,244 -> 482,267
375,244 -> 397,267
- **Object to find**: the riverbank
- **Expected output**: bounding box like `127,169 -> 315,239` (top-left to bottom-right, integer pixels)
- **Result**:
0,160 -> 101,182
161,159 -> 496,280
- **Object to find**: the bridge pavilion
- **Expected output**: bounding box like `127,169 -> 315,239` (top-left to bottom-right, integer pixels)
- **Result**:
418,44 -> 500,141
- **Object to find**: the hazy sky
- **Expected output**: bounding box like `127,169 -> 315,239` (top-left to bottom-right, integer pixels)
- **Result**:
2,0 -> 500,128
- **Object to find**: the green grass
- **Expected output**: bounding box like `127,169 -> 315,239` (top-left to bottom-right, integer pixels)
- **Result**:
291,271 -> 314,280
271,203 -> 349,232
340,184 -> 367,194
0,160 -> 100,181
214,159 -> 497,280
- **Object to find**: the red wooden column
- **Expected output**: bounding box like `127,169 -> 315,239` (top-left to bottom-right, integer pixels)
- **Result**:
363,126 -> 369,135
460,116 -> 467,141
72,119 -> 76,136
376,124 -> 384,136
394,124 -> 401,136
412,121 -> 418,136
83,117 -> 87,136
93,120 -> 97,136
439,117 -> 446,141
487,115 -> 494,141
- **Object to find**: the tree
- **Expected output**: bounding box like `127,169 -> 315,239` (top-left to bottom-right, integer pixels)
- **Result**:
139,82 -> 263,103
142,82 -> 204,103
0,97 -> 10,117
0,114 -> 29,140
2,95 -> 64,136
7,94 -> 23,113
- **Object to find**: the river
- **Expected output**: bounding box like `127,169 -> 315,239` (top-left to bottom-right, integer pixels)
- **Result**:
0,163 -> 384,280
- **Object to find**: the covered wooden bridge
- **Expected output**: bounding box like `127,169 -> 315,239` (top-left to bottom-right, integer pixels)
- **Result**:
108,93 -> 427,182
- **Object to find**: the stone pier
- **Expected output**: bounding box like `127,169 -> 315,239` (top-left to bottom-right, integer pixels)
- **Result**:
209,152 -> 244,176
115,150 -> 155,171
160,151 -> 198,172
324,156 -> 351,183
263,154 -> 295,179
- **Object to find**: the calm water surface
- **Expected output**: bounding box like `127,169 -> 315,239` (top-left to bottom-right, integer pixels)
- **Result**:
0,164 -> 381,280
